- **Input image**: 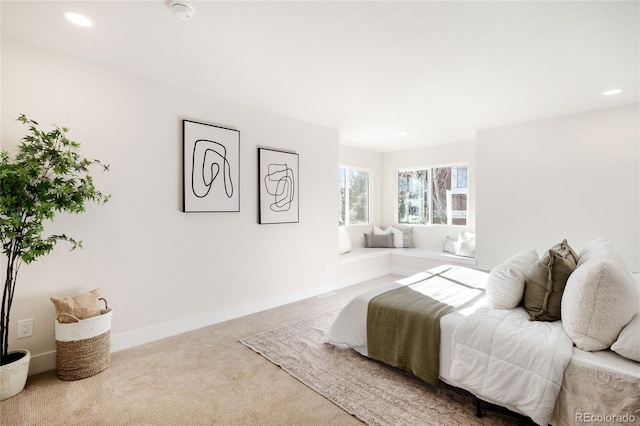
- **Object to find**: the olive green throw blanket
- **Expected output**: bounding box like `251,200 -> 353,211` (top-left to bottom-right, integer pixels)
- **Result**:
367,273 -> 484,386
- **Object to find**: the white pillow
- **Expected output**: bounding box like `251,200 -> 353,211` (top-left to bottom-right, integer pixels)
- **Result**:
577,237 -> 618,266
562,255 -> 638,351
373,225 -> 391,235
486,249 -> 539,310
443,237 -> 456,254
461,230 -> 475,240
611,314 -> 640,362
390,227 -> 403,248
455,232 -> 476,258
338,227 -> 351,254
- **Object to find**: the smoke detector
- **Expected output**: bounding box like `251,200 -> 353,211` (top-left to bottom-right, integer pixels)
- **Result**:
170,1 -> 196,20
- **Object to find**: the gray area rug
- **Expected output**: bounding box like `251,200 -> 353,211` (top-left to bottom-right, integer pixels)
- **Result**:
241,307 -> 535,426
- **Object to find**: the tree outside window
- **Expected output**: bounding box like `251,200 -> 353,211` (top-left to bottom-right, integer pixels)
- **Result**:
398,170 -> 429,224
398,165 -> 467,226
339,166 -> 370,226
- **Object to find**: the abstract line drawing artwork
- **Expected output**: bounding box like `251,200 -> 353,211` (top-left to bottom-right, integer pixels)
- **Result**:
265,163 -> 294,212
183,120 -> 240,212
258,148 -> 299,224
192,140 -> 233,199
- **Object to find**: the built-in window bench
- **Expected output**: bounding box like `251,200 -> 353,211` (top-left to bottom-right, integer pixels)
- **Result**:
335,246 -> 476,286
339,247 -> 476,266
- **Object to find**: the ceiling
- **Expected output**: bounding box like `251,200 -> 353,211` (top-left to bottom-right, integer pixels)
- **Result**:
1,1 -> 638,152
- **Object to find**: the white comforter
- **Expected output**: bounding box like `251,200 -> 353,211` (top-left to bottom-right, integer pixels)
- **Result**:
450,307 -> 574,426
325,265 -> 488,360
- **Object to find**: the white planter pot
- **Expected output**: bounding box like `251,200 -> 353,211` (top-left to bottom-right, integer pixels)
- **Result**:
0,349 -> 31,401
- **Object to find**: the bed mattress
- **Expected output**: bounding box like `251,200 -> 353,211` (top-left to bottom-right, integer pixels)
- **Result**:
324,264 -> 488,383
325,265 -> 640,425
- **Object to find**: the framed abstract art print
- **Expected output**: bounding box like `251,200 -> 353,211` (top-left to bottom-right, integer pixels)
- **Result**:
258,148 -> 299,224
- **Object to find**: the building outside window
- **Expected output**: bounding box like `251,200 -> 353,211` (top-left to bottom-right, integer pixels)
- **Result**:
398,165 -> 468,226
339,166 -> 370,226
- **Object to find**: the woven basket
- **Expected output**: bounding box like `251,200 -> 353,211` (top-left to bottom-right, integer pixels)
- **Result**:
54,298 -> 112,381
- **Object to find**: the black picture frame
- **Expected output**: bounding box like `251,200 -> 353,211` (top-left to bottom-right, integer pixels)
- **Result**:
183,119 -> 240,213
258,148 -> 299,224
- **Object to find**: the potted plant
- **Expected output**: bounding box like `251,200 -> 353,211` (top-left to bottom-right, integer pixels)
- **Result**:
0,115 -> 109,400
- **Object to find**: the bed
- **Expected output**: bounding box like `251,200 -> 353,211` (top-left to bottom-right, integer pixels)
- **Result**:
325,264 -> 489,383
325,239 -> 640,426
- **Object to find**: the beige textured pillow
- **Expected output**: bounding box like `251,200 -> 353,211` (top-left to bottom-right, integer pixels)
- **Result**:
577,237 -> 614,266
577,237 -> 630,273
51,288 -> 102,323
524,250 -> 576,321
562,255 -> 637,351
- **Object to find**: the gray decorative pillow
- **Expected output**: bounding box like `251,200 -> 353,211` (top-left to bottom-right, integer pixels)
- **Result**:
391,225 -> 414,248
364,233 -> 394,248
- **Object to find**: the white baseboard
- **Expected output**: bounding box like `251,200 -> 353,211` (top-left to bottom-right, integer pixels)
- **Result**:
28,350 -> 56,376
27,272 -> 388,376
110,271 -> 390,353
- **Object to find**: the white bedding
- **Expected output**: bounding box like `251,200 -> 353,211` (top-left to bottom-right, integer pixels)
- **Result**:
450,307 -> 574,426
325,265 -> 640,425
324,265 -> 489,381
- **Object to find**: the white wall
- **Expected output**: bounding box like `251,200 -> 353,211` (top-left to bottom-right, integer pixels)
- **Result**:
4,38 -> 638,375
1,39 -> 342,373
476,104 -> 639,272
339,145 -> 382,247
381,140 -> 476,251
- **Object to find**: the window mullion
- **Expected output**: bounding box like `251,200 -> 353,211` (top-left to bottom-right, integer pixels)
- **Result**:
345,170 -> 350,226
427,168 -> 432,225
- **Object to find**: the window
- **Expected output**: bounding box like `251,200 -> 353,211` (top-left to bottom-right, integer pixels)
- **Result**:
397,165 -> 468,226
339,166 -> 370,226
397,169 -> 429,225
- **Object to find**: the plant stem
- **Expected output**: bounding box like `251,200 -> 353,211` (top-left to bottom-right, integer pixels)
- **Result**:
1,240 -> 21,363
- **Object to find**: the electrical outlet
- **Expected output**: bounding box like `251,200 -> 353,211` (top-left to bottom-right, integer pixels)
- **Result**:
17,318 -> 33,338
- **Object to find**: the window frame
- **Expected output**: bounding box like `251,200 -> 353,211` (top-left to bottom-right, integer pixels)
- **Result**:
396,163 -> 469,226
339,165 -> 372,227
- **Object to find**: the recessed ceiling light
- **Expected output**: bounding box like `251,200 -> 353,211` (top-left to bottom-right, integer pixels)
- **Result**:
602,89 -> 622,96
63,12 -> 93,27
398,132 -> 408,137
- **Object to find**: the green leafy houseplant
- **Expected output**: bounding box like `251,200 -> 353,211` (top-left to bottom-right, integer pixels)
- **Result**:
0,115 -> 110,365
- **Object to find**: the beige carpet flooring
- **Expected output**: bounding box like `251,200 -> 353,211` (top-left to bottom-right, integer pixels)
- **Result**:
241,307 -> 535,426
2,275 -> 531,425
